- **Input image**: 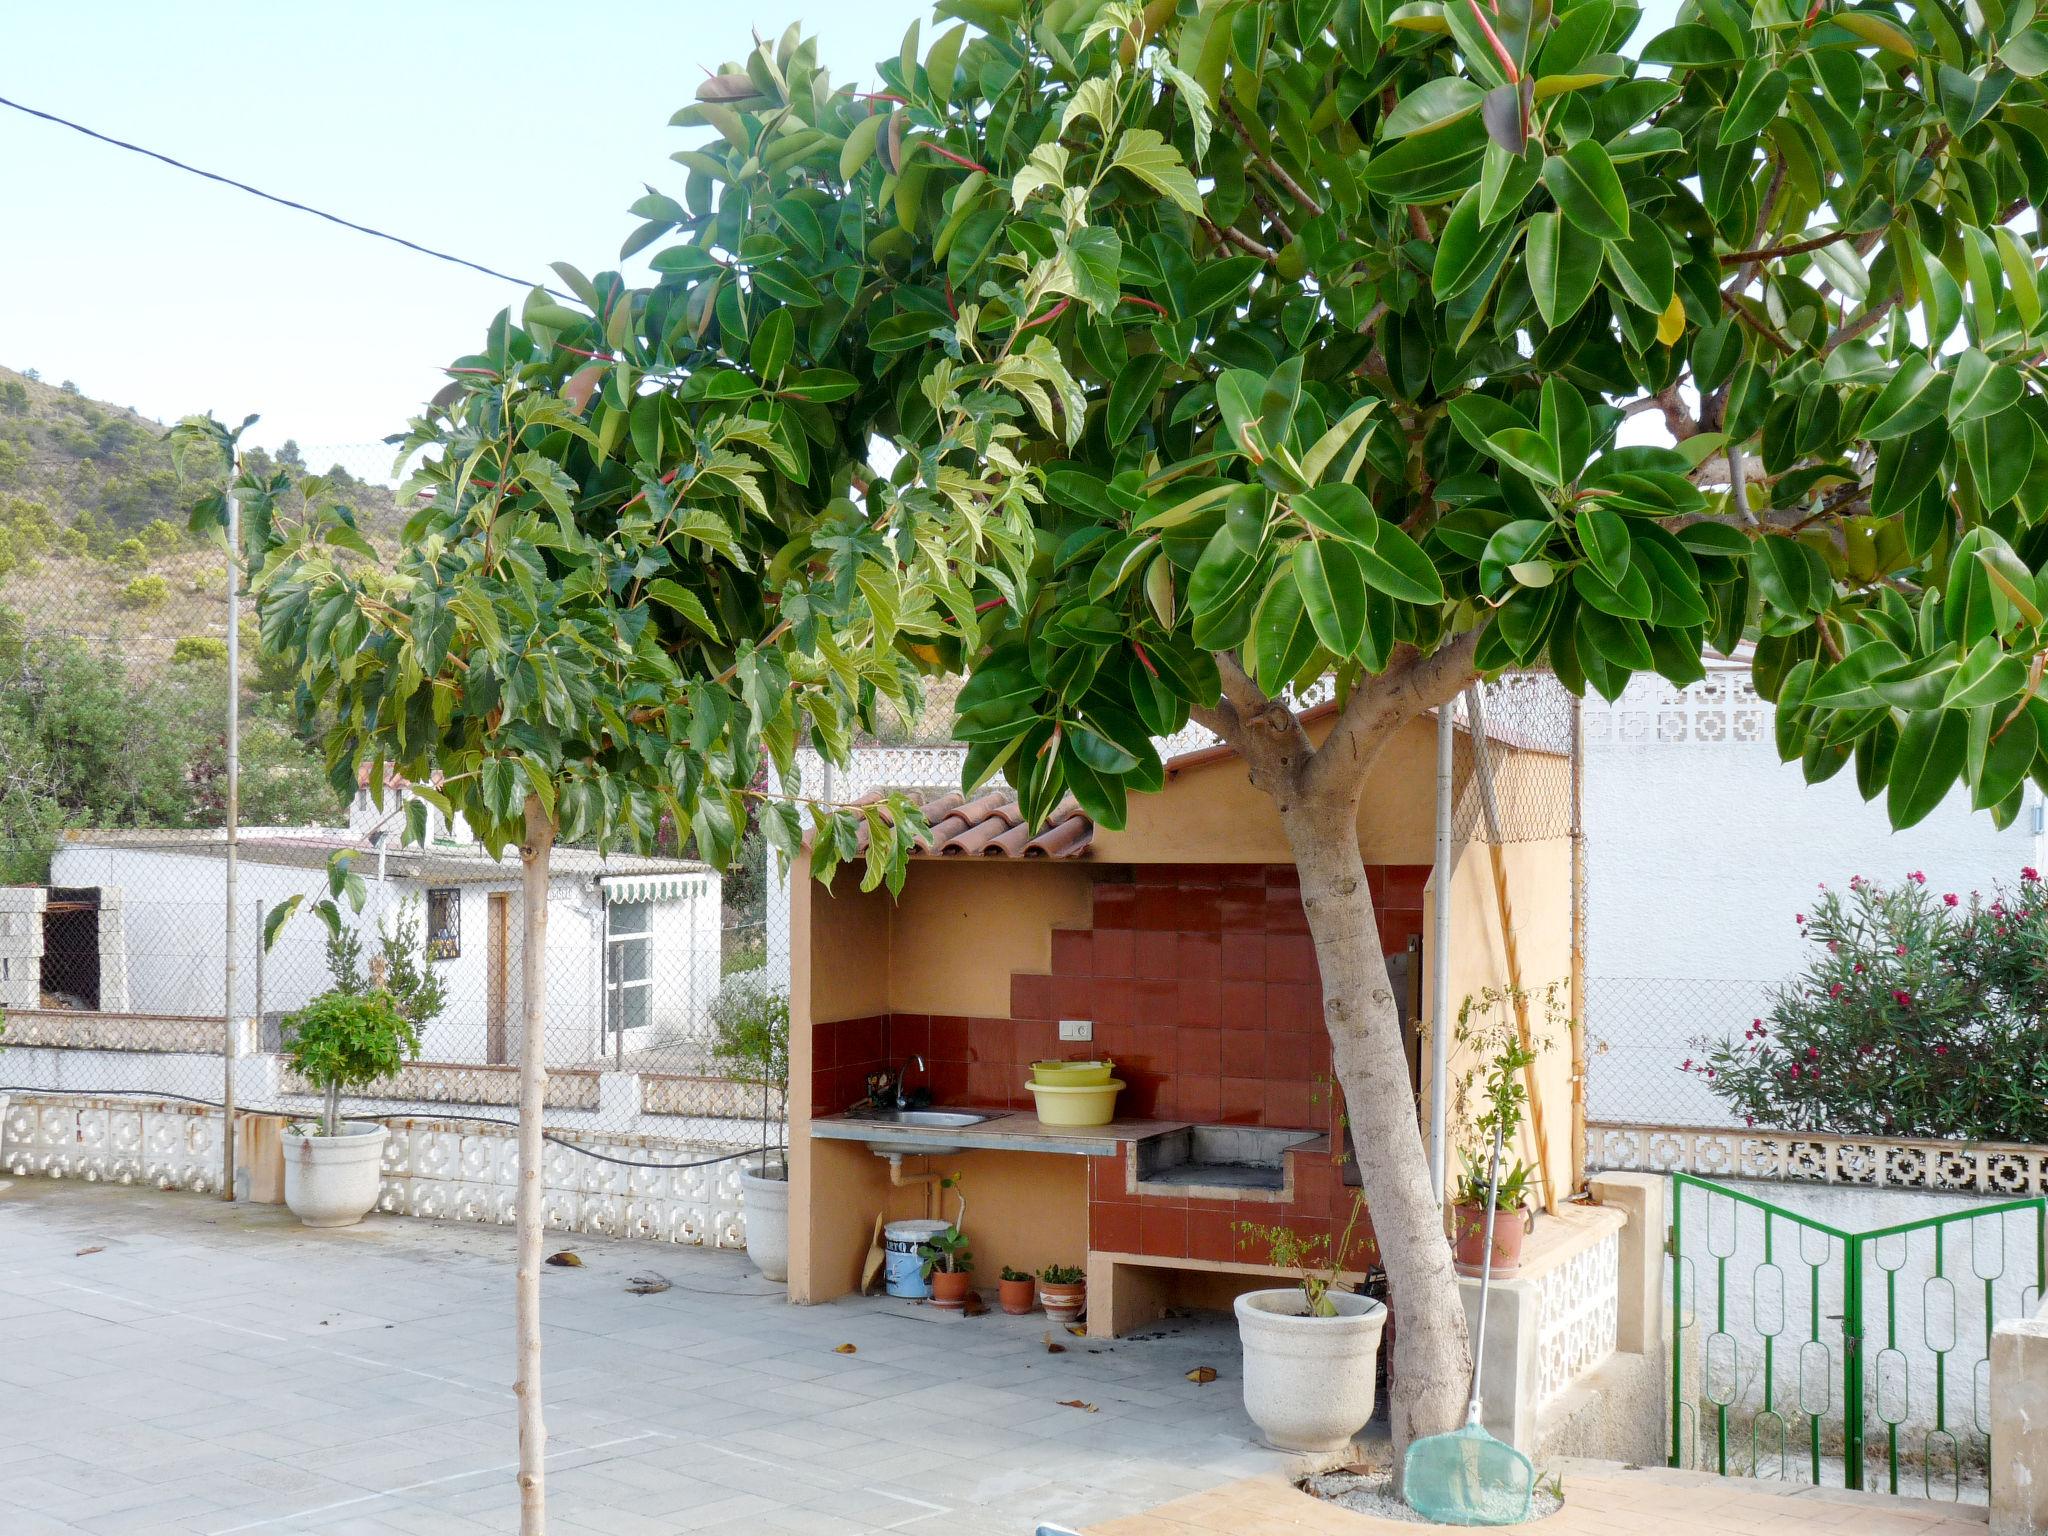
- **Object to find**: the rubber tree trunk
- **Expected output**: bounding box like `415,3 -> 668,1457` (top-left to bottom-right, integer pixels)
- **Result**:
516,795 -> 554,1535
1281,789 -> 1471,1469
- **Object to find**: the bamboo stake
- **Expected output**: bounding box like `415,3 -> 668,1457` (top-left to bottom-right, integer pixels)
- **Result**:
1464,687 -> 1559,1216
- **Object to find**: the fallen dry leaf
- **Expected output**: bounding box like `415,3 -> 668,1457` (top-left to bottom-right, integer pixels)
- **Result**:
74,1246 -> 103,1257
544,1251 -> 583,1268
624,1273 -> 670,1295
1058,1399 -> 1099,1413
1185,1366 -> 1218,1384
833,1343 -> 858,1355
1065,1324 -> 1087,1336
1042,1332 -> 1066,1354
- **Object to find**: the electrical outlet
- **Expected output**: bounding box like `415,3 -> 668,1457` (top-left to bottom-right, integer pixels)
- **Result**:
1058,1018 -> 1093,1043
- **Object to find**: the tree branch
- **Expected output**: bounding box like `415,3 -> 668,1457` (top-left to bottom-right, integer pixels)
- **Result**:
1824,291 -> 1899,354
1200,217 -> 1279,264
1302,625 -> 1487,804
1720,227 -> 1855,267
1720,290 -> 1795,355
1218,97 -> 1326,219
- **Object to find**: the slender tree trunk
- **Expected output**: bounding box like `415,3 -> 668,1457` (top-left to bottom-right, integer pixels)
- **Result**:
1281,791 -> 1471,1466
516,795 -> 554,1536
1195,642 -> 1484,1479
323,1080 -> 340,1139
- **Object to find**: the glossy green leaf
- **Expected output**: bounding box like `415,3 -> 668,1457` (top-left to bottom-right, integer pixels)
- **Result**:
1542,141 -> 1629,240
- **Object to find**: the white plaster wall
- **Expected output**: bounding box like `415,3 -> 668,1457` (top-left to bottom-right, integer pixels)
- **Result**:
1584,671 -> 2041,1126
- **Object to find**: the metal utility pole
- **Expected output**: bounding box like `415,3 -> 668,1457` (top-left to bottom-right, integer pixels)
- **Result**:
221,484 -> 240,1202
1428,698 -> 1453,1201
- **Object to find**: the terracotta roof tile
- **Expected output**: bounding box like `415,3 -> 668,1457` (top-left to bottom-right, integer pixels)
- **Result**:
847,788 -> 1093,859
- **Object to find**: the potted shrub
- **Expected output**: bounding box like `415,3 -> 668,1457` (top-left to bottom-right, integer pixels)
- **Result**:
1037,1263 -> 1086,1325
280,988 -> 420,1228
918,1227 -> 974,1310
1232,1195 -> 1386,1453
1451,1151 -> 1538,1276
998,1265 -> 1036,1315
1449,991 -> 1547,1277
709,972 -> 790,1283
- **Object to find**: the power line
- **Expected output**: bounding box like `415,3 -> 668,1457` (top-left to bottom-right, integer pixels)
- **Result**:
0,91 -> 566,297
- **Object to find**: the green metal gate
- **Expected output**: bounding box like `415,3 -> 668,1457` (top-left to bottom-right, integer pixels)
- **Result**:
1669,1173 -> 2045,1498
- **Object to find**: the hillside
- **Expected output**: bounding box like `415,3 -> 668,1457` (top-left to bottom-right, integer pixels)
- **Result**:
0,364 -> 402,671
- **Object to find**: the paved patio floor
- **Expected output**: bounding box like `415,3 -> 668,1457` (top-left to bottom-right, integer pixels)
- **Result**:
0,1180 -> 1300,1535
1092,1465 -> 1989,1536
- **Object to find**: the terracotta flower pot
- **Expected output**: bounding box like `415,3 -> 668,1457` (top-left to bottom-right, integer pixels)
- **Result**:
1452,1200 -> 1531,1276
999,1277 -> 1036,1315
1039,1280 -> 1086,1325
929,1269 -> 974,1311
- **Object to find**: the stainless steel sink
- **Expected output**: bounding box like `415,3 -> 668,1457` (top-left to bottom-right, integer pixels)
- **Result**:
842,1107 -> 997,1155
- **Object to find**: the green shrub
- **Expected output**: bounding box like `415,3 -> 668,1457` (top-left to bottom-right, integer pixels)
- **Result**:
283,988 -> 422,1136
707,971 -> 788,1090
1693,873 -> 2048,1142
170,636 -> 228,664
118,574 -> 167,608
114,538 -> 149,569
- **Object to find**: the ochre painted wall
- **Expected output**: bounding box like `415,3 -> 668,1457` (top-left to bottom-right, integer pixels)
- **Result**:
1420,836 -> 1575,1206
884,861 -> 1093,1017
1091,714 -> 1452,866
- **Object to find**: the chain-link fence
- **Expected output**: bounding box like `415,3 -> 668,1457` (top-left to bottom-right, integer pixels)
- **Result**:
1584,975 -> 1779,1128
0,408 -> 782,1162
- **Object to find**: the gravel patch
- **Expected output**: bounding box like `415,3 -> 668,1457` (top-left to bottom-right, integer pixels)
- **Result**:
1303,1469 -> 1565,1524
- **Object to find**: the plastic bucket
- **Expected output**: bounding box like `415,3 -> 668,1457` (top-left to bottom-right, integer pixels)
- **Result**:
883,1219 -> 952,1298
1030,1059 -> 1114,1086
1024,1078 -> 1124,1126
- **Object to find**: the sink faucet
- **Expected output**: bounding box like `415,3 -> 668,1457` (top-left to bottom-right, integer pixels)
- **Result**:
896,1055 -> 927,1110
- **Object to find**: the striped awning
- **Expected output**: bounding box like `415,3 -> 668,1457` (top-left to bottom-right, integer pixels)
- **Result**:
598,872 -> 708,903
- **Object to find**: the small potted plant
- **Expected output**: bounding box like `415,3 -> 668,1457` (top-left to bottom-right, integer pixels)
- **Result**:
918,1228 -> 975,1310
280,988 -> 420,1228
1449,991 -> 1547,1277
1037,1263 -> 1086,1325
1232,1195 -> 1386,1453
708,974 -> 791,1283
998,1265 -> 1036,1315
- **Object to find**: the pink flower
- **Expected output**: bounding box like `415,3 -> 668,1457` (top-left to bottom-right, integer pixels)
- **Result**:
1854,963 -> 1866,974
1934,1045 -> 1949,1056
1807,1046 -> 1820,1060
1944,893 -> 1959,907
1828,940 -> 1839,952
2025,868 -> 2040,883
1893,990 -> 1913,1007
1682,1058 -> 1693,1071
1796,914 -> 1806,925
1829,983 -> 1844,998
1787,1065 -> 1802,1080
1908,871 -> 1926,884
1745,1116 -> 1756,1127
1895,944 -> 1907,955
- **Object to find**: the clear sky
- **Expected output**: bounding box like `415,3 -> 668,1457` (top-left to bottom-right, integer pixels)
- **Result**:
1,0 -> 1679,466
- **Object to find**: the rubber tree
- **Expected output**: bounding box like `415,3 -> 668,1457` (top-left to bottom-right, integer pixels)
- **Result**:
267,0 -> 2048,1472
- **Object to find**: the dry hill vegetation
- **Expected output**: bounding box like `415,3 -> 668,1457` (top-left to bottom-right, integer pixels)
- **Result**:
0,365 -> 403,879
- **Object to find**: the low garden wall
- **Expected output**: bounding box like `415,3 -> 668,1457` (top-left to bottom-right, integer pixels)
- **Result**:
0,1093 -> 750,1248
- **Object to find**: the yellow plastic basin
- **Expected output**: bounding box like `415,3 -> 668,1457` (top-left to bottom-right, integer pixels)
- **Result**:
1025,1078 -> 1124,1126
1030,1059 -> 1114,1087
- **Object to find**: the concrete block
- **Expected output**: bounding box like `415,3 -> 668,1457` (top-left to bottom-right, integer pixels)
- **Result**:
1459,1273 -> 1539,1456
1991,1301 -> 2048,1536
1589,1170 -> 1666,1355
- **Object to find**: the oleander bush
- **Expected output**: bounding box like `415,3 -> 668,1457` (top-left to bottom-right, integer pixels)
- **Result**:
1691,872 -> 2048,1142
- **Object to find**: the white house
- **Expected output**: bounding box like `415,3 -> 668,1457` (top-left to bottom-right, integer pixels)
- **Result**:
39,781 -> 724,1070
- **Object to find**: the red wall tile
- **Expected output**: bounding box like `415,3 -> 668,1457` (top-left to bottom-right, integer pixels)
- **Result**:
1091,928 -> 1134,977
1051,927 -> 1092,977
1010,974 -> 1052,1021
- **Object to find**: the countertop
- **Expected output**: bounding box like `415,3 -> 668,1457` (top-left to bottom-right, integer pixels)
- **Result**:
809,1107 -> 1186,1158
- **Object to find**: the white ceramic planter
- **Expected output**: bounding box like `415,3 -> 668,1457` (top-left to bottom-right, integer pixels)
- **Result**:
1234,1287 -> 1388,1453
740,1153 -> 789,1283
282,1121 -> 389,1229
